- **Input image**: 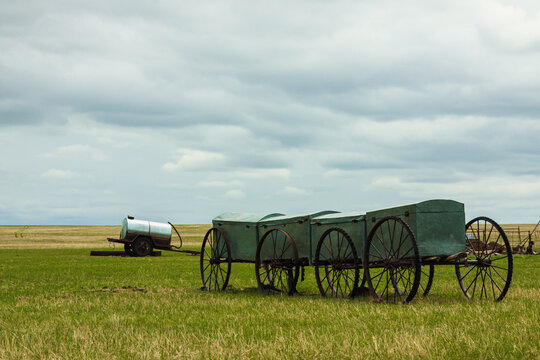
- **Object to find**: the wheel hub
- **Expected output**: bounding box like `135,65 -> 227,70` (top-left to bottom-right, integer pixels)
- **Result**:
476,257 -> 492,267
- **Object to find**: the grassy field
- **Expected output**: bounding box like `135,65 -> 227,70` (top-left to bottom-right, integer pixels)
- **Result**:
0,225 -> 538,359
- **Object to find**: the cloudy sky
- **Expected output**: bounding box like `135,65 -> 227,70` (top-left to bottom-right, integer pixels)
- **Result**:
1,0 -> 540,225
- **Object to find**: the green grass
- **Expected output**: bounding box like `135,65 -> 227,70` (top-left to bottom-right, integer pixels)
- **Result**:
0,245 -> 539,359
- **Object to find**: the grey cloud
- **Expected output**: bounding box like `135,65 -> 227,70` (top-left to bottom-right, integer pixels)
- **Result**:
1,1 -> 540,224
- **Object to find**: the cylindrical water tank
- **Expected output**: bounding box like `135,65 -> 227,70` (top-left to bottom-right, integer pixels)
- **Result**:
120,217 -> 172,243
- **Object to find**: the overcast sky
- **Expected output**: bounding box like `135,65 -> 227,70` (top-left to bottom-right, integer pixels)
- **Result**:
1,0 -> 540,225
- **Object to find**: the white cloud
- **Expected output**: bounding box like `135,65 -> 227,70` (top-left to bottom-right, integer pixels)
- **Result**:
162,149 -> 225,172
370,174 -> 540,199
282,186 -> 308,195
41,144 -> 106,161
1,1 -> 540,225
223,189 -> 246,199
197,180 -> 244,188
229,168 -> 291,180
42,169 -> 76,179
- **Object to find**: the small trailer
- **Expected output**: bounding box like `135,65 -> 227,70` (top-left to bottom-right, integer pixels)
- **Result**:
200,200 -> 513,302
108,216 -> 198,257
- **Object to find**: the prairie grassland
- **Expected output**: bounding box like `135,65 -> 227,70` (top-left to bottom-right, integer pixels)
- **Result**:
0,225 -> 538,359
0,224 -> 209,249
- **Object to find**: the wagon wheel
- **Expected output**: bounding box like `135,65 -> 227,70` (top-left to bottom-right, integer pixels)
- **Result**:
455,217 -> 513,301
132,236 -> 153,257
200,227 -> 232,292
326,266 -> 368,296
255,229 -> 300,295
420,265 -> 434,296
314,228 -> 359,298
363,217 -> 421,303
124,243 -> 136,257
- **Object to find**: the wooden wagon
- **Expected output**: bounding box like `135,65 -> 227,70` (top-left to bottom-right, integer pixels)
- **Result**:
200,200 -> 513,303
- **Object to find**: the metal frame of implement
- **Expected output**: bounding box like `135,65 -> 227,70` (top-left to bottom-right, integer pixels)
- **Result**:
200,199 -> 513,303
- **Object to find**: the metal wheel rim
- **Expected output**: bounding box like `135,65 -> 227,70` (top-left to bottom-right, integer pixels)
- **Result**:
420,265 -> 435,296
133,238 -> 152,256
455,217 -> 513,301
255,229 -> 299,295
364,217 -> 421,303
314,228 -> 359,298
200,228 -> 232,292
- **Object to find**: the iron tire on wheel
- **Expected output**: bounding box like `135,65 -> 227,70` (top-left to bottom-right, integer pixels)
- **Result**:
255,229 -> 300,295
456,216 -> 513,301
363,216 -> 421,303
420,265 -> 435,296
314,228 -> 360,298
132,236 -> 153,257
200,227 -> 232,292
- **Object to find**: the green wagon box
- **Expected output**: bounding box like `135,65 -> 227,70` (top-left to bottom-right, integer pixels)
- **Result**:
365,199 -> 466,258
257,211 -> 338,264
310,211 -> 366,261
212,212 -> 284,261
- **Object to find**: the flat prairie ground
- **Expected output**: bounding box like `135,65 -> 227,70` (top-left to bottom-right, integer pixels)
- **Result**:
0,225 -> 538,359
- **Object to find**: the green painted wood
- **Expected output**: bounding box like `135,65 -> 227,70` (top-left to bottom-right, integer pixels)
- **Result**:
365,199 -> 466,257
257,211 -> 339,262
212,212 -> 284,261
310,212 -> 366,262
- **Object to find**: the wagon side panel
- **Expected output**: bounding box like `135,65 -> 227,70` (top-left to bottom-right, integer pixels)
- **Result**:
416,211 -> 466,257
258,220 -> 311,261
365,199 -> 466,258
311,214 -> 366,259
258,211 -> 338,264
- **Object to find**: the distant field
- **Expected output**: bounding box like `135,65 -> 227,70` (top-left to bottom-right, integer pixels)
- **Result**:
0,224 -> 538,359
0,223 -> 537,250
0,224 -> 209,249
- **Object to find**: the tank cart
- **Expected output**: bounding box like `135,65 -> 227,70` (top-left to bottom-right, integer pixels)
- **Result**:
108,216 -> 197,257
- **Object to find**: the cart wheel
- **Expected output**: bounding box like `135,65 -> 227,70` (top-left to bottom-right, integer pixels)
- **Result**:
124,243 -> 136,257
132,236 -> 153,257
364,217 -> 421,303
255,229 -> 300,295
420,265 -> 434,296
455,217 -> 513,301
200,227 -> 232,292
314,228 -> 359,298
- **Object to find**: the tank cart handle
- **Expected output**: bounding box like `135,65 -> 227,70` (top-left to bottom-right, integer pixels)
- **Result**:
168,222 -> 183,249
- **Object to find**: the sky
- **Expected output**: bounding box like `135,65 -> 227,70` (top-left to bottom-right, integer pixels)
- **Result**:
1,0 -> 540,225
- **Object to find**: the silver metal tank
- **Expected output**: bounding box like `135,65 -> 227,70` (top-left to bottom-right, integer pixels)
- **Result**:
120,216 -> 172,243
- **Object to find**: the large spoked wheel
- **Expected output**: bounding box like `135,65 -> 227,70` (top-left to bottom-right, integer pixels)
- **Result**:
420,265 -> 434,296
255,229 -> 300,295
200,228 -> 232,292
314,228 -> 359,298
456,217 -> 513,301
364,217 -> 421,303
132,237 -> 153,257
